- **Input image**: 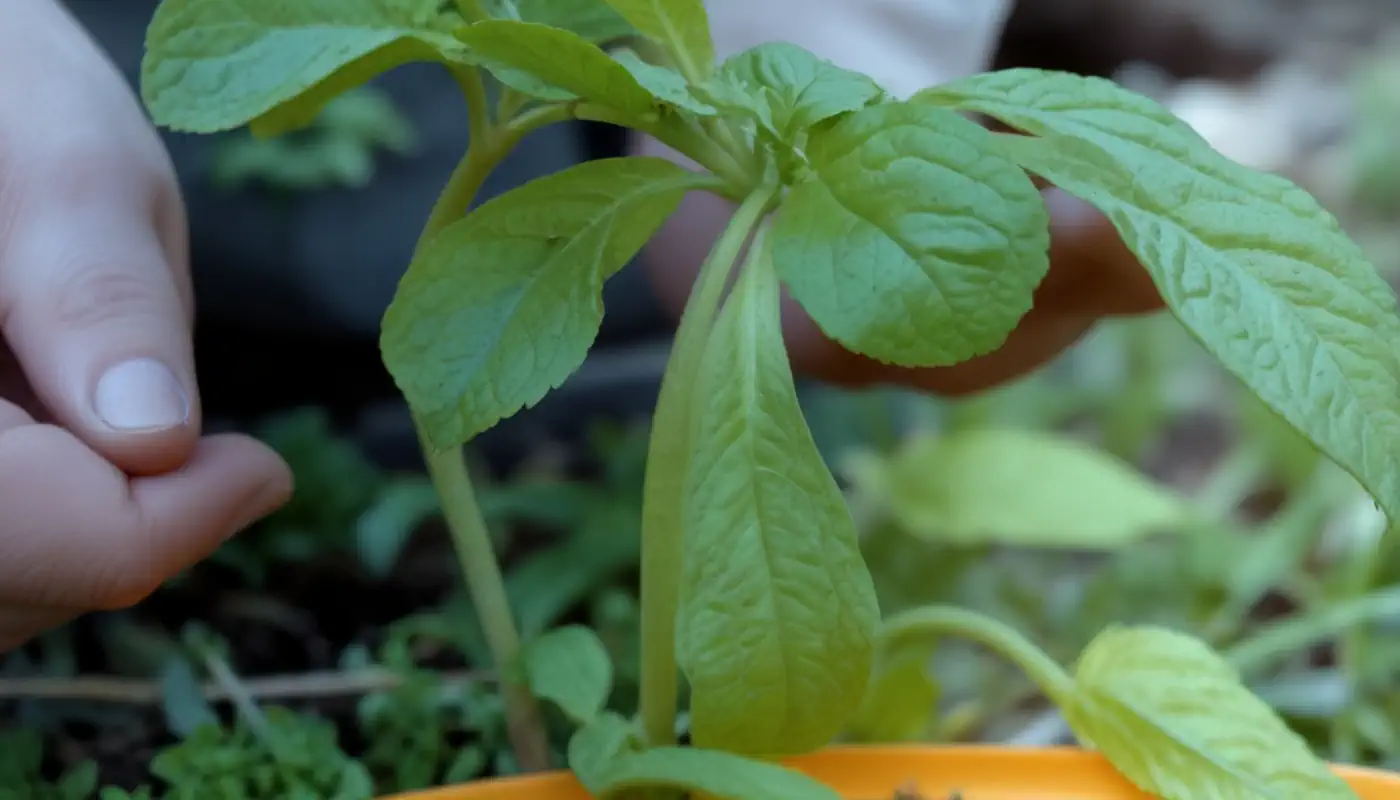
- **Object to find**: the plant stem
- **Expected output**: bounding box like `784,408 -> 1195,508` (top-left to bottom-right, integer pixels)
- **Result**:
418,429 -> 551,771
879,606 -> 1076,708
637,185 -> 779,749
394,87 -> 578,774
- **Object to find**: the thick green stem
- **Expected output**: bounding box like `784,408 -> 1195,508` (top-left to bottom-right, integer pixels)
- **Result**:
637,185 -> 779,748
879,606 -> 1076,708
418,431 -> 551,771
396,89 -> 577,774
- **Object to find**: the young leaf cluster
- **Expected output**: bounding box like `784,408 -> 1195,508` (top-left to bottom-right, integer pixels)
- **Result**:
138,0 -> 1400,797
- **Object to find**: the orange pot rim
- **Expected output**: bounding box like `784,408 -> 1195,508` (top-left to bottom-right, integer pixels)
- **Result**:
386,744 -> 1400,799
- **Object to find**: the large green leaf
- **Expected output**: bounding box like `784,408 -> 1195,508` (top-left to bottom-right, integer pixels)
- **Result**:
141,0 -> 464,135
1067,626 -> 1359,799
919,68 -> 1400,527
770,101 -> 1050,368
876,429 -> 1192,548
456,20 -> 655,113
381,157 -> 702,449
677,238 -> 881,755
599,0 -> 713,78
568,713 -> 839,800
484,0 -> 638,42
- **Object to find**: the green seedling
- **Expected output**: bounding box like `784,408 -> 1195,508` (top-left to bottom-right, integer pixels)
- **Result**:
140,0 -> 1400,797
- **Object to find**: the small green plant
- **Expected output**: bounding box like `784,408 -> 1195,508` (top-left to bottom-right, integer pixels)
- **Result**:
139,0 -> 1400,797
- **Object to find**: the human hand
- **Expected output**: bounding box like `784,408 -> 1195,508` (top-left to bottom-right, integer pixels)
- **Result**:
641,0 -> 1164,395
0,0 -> 292,651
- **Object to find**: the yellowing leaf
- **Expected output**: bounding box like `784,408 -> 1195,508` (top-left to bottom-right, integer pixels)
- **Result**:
770,102 -> 1050,368
600,0 -> 714,79
1067,626 -> 1359,799
677,237 -> 881,756
520,625 -> 613,725
879,429 -> 1191,549
919,69 -> 1400,528
141,0 -> 464,135
381,157 -> 703,449
456,20 -> 655,114
569,713 -> 839,800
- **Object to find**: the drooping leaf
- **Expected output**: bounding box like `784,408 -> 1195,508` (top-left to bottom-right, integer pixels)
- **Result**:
381,157 -> 703,449
875,429 -> 1192,548
770,101 -> 1050,368
485,0 -> 639,42
920,69 -> 1400,527
846,642 -> 939,743
569,713 -> 839,800
677,237 -> 881,755
707,42 -> 883,140
456,20 -> 654,113
141,0 -> 464,135
1066,625 -> 1359,799
158,657 -> 219,738
519,625 -> 614,724
599,0 -> 714,79
612,49 -> 718,114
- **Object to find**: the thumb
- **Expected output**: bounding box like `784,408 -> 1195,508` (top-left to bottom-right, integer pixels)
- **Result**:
0,196 -> 199,476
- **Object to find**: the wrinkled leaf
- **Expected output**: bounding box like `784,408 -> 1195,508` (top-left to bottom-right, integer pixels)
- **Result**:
141,0 -> 464,135
678,238 -> 881,755
771,101 -> 1050,368
1067,626 -> 1359,799
921,69 -> 1400,528
456,20 -> 654,113
569,712 -> 839,800
520,625 -> 614,724
382,157 -> 702,449
876,429 -> 1191,548
710,42 -> 883,139
600,0 -> 713,78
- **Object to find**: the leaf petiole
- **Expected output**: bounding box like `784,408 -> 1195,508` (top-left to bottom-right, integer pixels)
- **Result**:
574,103 -> 753,195
879,606 -> 1076,708
638,182 -> 781,750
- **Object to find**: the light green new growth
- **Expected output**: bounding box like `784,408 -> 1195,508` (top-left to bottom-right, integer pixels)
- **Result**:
140,0 -> 1393,797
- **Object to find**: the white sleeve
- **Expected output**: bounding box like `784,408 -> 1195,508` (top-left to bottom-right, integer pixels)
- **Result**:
703,0 -> 1014,99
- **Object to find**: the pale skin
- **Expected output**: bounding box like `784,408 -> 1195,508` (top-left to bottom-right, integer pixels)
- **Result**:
0,0 -> 1160,651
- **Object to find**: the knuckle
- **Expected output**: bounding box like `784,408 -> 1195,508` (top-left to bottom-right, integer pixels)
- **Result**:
51,266 -> 167,332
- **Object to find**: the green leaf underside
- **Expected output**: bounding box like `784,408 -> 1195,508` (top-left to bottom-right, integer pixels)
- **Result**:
569,713 -> 839,800
770,101 -> 1050,368
600,0 -> 714,78
921,69 -> 1400,526
456,20 -> 655,113
140,0 -> 463,135
677,239 -> 881,756
883,429 -> 1192,549
612,50 -> 718,114
380,157 -> 701,449
485,0 -> 639,42
1067,626 -> 1358,799
520,625 -> 613,724
711,42 -> 883,140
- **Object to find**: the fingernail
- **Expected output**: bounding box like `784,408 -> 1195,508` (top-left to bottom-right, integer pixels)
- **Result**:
93,358 -> 189,431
